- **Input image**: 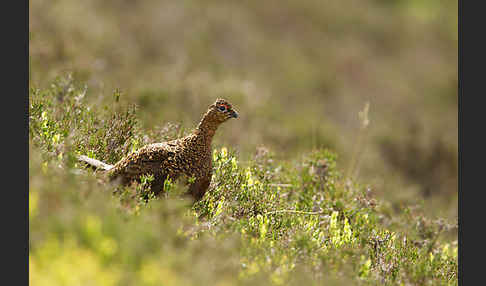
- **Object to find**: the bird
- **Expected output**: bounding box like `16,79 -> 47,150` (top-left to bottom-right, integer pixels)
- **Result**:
77,98 -> 238,201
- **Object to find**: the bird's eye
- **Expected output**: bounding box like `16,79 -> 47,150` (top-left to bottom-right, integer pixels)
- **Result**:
218,105 -> 226,111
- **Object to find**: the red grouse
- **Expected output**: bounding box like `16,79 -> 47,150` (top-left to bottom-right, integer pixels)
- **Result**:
78,99 -> 238,201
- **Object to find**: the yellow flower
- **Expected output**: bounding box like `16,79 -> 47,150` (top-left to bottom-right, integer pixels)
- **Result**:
231,157 -> 238,171
343,218 -> 352,243
220,147 -> 228,159
52,133 -> 61,144
214,197 -> 225,217
441,243 -> 451,260
245,167 -> 254,186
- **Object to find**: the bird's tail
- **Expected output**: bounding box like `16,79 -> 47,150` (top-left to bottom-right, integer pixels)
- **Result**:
77,155 -> 114,171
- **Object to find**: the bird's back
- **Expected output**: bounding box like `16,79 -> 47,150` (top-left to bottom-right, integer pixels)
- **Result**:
108,142 -> 178,182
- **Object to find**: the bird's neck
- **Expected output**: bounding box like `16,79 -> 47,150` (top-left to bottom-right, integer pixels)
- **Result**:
194,112 -> 220,145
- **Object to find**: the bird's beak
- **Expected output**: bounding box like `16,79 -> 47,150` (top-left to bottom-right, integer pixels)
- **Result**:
230,109 -> 238,118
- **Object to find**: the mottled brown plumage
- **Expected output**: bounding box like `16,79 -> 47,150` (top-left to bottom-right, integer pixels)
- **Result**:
78,99 -> 238,201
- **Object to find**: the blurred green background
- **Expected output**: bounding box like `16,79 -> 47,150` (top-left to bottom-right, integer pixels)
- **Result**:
29,0 -> 457,219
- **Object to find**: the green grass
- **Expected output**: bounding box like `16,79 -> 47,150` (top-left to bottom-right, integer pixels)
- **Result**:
29,77 -> 457,285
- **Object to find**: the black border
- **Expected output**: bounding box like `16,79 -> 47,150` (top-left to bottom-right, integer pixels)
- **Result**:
459,0 -> 485,285
6,0 -> 29,284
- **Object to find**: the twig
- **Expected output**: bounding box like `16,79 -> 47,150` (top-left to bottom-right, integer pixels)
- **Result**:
265,210 -> 326,215
268,184 -> 293,188
346,102 -> 371,179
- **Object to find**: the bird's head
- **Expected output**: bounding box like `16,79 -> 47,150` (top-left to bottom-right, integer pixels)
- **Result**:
207,98 -> 239,124
196,99 -> 238,137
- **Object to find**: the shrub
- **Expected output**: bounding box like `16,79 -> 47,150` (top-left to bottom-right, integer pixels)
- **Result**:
29,76 -> 457,285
